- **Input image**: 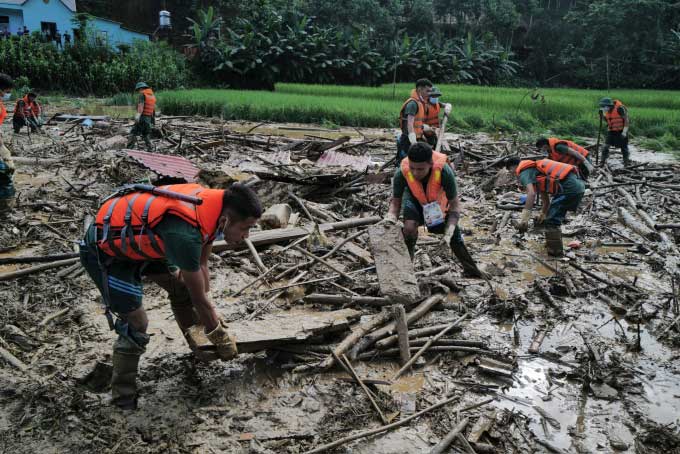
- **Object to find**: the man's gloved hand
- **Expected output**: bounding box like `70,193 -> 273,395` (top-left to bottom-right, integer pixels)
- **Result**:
383,212 -> 398,225
443,224 -> 456,245
134,113 -> 141,122
444,103 -> 452,115
205,319 -> 238,361
518,208 -> 531,233
583,159 -> 594,173
622,126 -> 629,138
408,132 -> 417,145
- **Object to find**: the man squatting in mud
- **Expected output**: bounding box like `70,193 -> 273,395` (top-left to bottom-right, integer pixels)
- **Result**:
80,183 -> 262,409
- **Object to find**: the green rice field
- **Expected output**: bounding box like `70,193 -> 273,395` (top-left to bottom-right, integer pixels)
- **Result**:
147,83 -> 680,150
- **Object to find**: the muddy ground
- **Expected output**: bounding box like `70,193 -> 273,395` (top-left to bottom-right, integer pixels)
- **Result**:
1,108 -> 680,454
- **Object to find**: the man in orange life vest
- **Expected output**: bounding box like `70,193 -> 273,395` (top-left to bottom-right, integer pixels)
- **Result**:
510,158 -> 585,256
12,91 -> 42,133
535,137 -> 594,179
0,73 -> 15,213
384,142 -> 485,277
79,183 -> 262,409
599,97 -> 630,167
397,79 -> 451,162
422,86 -> 452,152
127,82 -> 156,151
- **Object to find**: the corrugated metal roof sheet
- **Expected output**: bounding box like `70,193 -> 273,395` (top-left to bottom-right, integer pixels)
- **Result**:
125,150 -> 200,182
315,150 -> 371,172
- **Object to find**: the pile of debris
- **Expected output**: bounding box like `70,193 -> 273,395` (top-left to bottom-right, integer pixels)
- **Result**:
1,111 -> 679,454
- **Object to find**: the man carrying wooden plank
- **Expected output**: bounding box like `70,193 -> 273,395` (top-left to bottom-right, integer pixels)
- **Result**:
384,142 -> 486,278
79,183 -> 261,410
510,158 -> 585,256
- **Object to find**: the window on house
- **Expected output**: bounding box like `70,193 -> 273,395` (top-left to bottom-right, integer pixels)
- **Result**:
0,17 -> 9,35
41,21 -> 56,39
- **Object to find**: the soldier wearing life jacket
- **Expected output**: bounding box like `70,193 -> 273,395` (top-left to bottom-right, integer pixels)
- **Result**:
422,86 -> 452,152
510,158 -> 585,256
12,91 -> 41,133
396,79 -> 433,162
598,98 -> 630,167
0,73 -> 15,214
535,137 -> 594,179
127,82 -> 156,151
79,183 -> 262,410
384,142 -> 486,278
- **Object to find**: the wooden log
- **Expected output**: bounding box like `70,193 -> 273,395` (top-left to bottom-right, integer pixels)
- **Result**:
617,207 -> 658,240
55,262 -> 81,279
0,252 -> 79,265
655,223 -> 680,230
260,203 -> 292,229
350,294 -> 445,358
368,223 -> 420,305
313,310 -> 393,372
391,305 -> 411,366
359,346 -> 489,360
303,398 -> 493,454
376,323 -> 464,349
528,329 -> 547,354
303,293 -> 390,307
468,411 -> 496,444
0,343 -> 28,371
0,258 -> 79,282
392,313 -> 469,380
244,238 -> 267,273
430,418 -> 470,454
212,216 -> 381,252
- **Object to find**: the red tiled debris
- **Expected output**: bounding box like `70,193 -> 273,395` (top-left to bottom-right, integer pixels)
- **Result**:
315,150 -> 371,172
125,150 -> 200,182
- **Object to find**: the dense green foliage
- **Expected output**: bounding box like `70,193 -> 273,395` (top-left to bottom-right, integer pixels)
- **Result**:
0,34 -> 189,96
156,84 -> 680,149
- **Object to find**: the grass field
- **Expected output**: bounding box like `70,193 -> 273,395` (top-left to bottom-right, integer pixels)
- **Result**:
131,83 -> 680,150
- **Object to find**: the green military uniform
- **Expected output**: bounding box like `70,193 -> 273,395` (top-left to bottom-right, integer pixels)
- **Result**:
518,169 -> 585,226
127,92 -> 154,151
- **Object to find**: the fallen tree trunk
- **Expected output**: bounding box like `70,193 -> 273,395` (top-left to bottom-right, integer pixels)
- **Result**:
617,207 -> 658,241
655,223 -> 680,230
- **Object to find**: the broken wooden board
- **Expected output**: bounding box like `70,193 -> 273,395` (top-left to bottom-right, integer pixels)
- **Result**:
188,309 -> 360,354
368,223 -> 420,305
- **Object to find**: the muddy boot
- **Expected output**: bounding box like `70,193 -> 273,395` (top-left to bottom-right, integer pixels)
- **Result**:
545,227 -> 564,257
404,236 -> 417,262
126,135 -> 137,149
110,325 -> 149,410
451,242 -> 487,279
600,146 -> 609,167
143,135 -> 154,152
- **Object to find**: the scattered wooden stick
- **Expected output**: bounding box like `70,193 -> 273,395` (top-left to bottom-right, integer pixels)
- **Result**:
293,245 -> 354,282
391,304 -> 411,366
334,352 -> 388,424
430,417 -> 470,454
303,398 -> 493,454
38,307 -> 71,327
0,252 -> 79,265
0,258 -> 79,282
232,264 -> 280,297
392,312 -> 469,380
0,341 -> 28,371
244,238 -> 267,273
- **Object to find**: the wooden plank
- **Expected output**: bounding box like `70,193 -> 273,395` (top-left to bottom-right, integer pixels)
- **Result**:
367,223 -> 420,304
341,241 -> 374,265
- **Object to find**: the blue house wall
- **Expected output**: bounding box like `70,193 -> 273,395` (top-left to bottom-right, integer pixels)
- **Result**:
20,0 -> 74,36
90,17 -> 148,48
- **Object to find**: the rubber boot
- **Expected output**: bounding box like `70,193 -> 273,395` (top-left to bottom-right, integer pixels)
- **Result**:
404,235 -> 417,262
451,242 -> 487,279
111,350 -> 141,410
545,227 -> 564,257
143,135 -> 153,152
126,135 -> 137,149
600,146 -> 609,167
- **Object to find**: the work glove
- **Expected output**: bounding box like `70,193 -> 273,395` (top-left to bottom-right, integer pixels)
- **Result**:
134,113 -> 141,122
442,224 -> 456,245
622,127 -> 629,138
408,132 -> 417,146
383,212 -> 398,225
517,208 -> 531,233
444,103 -> 452,116
422,124 -> 432,133
583,159 -> 594,173
205,319 -> 238,361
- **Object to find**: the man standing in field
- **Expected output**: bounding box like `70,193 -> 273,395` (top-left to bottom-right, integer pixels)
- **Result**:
510,157 -> 585,256
80,183 -> 262,409
535,137 -> 594,179
598,97 -> 630,167
396,79 -> 433,162
127,82 -> 156,151
384,142 -> 486,278
0,73 -> 15,214
423,86 -> 452,152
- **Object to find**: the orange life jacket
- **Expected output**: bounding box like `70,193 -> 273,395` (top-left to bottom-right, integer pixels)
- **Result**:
547,138 -> 589,166
140,88 -> 156,117
400,151 -> 449,213
515,159 -> 576,194
399,89 -> 426,138
94,184 -> 224,261
424,102 -> 441,132
605,100 -> 626,132
13,95 -> 38,119
0,101 -> 6,125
